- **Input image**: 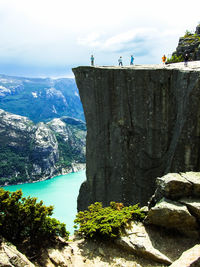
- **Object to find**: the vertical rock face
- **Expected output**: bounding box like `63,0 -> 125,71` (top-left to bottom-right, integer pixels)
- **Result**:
73,65 -> 200,211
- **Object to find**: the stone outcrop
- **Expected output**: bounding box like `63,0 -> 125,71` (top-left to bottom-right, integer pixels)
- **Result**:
146,172 -> 200,238
169,245 -> 200,267
73,64 -> 200,211
145,198 -> 199,237
0,109 -> 86,185
115,222 -> 172,265
0,237 -> 34,267
172,24 -> 200,60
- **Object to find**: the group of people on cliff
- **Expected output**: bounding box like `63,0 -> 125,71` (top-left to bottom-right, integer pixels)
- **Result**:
91,53 -> 190,67
162,53 -> 189,66
90,55 -> 134,66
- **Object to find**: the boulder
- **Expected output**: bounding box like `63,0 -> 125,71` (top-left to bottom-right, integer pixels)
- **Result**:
155,173 -> 192,200
0,238 -> 35,267
115,222 -> 172,265
145,198 -> 199,237
195,25 -> 200,35
179,198 -> 200,220
181,172 -> 200,196
170,244 -> 200,267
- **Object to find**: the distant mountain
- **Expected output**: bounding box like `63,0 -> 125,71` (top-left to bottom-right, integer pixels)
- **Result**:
0,74 -> 84,122
0,109 -> 86,186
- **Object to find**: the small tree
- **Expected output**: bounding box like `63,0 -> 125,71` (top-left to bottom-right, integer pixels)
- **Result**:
184,30 -> 193,38
0,188 -> 69,247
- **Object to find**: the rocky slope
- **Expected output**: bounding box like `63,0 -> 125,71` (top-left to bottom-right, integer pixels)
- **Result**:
0,74 -> 84,122
171,24 -> 200,61
73,63 -> 200,210
1,171 -> 200,267
0,109 -> 86,186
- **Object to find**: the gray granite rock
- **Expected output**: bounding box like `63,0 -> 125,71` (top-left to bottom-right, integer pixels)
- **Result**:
172,25 -> 200,61
181,172 -> 200,196
0,238 -> 35,267
156,173 -> 192,199
145,198 -> 199,237
115,222 -> 172,265
179,198 -> 200,220
73,65 -> 200,211
170,244 -> 200,267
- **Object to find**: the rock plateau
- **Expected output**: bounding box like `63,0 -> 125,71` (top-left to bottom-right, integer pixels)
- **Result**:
73,62 -> 200,211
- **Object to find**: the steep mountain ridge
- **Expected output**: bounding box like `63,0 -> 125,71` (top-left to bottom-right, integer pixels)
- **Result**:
0,109 -> 86,186
0,74 -> 84,122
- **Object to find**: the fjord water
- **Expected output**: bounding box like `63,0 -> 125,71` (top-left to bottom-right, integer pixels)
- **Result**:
3,170 -> 86,234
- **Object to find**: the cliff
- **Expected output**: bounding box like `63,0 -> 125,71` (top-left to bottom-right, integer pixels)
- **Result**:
0,109 -> 86,185
73,63 -> 200,210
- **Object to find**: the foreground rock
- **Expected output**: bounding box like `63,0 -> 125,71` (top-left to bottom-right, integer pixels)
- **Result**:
146,172 -> 200,237
115,222 -> 172,265
169,244 -> 200,267
0,238 -> 34,267
73,63 -> 200,211
31,234 -> 198,267
145,199 -> 199,237
2,231 -> 197,267
2,172 -> 200,266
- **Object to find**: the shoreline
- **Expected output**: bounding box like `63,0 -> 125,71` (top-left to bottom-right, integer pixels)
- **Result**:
1,163 -> 86,188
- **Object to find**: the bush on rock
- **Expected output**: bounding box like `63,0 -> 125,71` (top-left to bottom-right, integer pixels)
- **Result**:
74,201 -> 145,239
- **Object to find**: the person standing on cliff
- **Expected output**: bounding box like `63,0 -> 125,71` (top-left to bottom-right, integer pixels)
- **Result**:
184,53 -> 189,67
162,54 -> 166,65
118,56 -> 123,66
91,55 -> 94,66
130,55 -> 134,65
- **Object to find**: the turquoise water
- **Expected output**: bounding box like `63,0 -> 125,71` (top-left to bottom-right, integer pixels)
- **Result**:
3,170 -> 86,234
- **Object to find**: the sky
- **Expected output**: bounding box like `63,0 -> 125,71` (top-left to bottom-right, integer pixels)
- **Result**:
0,0 -> 200,78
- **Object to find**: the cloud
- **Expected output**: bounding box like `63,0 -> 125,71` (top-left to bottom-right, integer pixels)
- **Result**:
0,0 -> 200,76
77,28 -> 159,57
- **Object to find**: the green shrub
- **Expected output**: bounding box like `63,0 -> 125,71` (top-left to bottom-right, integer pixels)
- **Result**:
166,54 -> 184,63
184,30 -> 193,38
0,188 -> 69,247
74,202 -> 145,239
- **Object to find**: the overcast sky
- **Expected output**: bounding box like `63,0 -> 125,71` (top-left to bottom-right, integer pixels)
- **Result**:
0,0 -> 200,77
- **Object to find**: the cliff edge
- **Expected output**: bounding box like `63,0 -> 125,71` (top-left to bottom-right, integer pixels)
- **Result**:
73,62 -> 200,210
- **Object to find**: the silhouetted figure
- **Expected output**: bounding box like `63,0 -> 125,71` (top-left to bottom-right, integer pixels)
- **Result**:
91,55 -> 94,66
118,56 -> 123,66
130,55 -> 134,65
162,54 -> 166,64
184,54 -> 189,67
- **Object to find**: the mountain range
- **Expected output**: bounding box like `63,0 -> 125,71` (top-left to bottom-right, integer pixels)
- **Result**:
0,109 -> 86,186
0,74 -> 84,123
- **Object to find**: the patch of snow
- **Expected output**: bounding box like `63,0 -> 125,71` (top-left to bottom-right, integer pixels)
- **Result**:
52,105 -> 57,114
0,85 -> 11,96
32,92 -> 38,98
